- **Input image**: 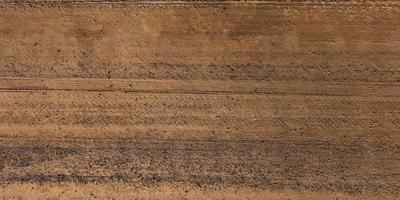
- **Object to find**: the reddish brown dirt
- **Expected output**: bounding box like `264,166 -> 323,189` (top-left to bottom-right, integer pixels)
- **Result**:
0,0 -> 399,199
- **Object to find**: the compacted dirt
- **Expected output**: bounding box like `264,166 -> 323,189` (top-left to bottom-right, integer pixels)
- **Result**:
0,0 -> 399,199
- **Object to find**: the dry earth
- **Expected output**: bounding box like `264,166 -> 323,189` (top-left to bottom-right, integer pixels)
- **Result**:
0,0 -> 399,199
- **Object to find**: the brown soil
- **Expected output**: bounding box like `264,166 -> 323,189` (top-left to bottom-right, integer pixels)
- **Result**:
0,0 -> 399,199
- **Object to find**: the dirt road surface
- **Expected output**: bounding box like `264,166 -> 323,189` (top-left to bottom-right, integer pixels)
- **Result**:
0,0 -> 399,199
